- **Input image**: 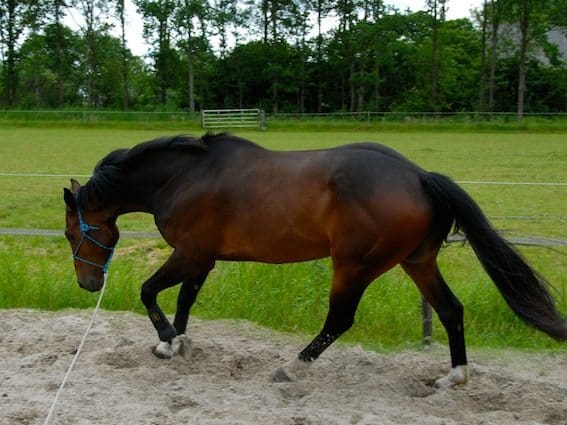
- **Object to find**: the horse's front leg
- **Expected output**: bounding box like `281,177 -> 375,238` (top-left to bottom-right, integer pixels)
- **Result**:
142,252 -> 213,359
140,252 -> 207,350
155,272 -> 209,360
141,265 -> 182,344
172,272 -> 209,337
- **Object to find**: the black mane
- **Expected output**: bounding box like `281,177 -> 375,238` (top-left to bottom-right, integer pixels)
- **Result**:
79,132 -> 262,209
94,134 -> 208,172
81,134 -> 211,209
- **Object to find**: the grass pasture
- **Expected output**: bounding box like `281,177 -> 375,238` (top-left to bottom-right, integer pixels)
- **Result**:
0,126 -> 566,351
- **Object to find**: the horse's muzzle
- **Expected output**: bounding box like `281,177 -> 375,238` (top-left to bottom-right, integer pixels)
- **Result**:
78,278 -> 103,292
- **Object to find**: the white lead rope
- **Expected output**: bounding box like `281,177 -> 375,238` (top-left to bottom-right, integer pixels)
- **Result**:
43,276 -> 108,425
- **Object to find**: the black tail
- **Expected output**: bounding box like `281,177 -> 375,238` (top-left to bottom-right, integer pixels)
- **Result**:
420,171 -> 567,341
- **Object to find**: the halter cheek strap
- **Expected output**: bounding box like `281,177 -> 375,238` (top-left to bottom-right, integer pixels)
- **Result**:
73,197 -> 115,273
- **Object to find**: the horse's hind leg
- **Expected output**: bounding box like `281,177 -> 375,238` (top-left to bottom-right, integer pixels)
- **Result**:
401,258 -> 468,388
273,264 -> 373,382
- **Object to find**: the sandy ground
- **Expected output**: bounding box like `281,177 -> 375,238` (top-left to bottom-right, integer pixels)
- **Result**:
1,309 -> 566,425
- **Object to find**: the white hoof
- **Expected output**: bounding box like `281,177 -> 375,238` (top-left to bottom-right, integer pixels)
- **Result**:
435,365 -> 469,388
272,358 -> 312,382
152,334 -> 191,361
153,341 -> 174,359
172,334 -> 192,362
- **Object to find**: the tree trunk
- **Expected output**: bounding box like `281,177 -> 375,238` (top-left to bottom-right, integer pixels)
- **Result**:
479,0 -> 488,112
262,0 -> 269,44
357,61 -> 365,112
299,41 -> 306,113
431,0 -> 439,111
187,38 -> 195,114
488,0 -> 500,113
159,18 -> 168,106
517,0 -> 529,121
118,0 -> 129,110
316,0 -> 323,112
5,0 -> 18,107
349,60 -> 356,112
374,53 -> 380,111
54,0 -> 65,106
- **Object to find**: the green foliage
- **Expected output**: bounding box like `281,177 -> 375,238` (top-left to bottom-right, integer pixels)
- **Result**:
1,1 -> 566,114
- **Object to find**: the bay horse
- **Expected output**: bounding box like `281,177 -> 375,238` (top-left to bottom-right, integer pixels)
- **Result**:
63,133 -> 566,388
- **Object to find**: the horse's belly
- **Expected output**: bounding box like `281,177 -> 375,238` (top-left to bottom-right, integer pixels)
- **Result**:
216,228 -> 330,264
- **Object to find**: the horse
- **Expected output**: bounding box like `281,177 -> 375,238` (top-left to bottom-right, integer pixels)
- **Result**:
63,133 -> 567,388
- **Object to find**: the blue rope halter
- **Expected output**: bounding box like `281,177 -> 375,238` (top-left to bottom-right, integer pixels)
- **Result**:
72,193 -> 115,273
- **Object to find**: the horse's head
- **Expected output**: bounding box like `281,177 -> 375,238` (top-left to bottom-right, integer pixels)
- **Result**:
64,179 -> 119,292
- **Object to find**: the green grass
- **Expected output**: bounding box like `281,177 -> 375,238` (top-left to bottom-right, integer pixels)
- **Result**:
0,125 -> 566,351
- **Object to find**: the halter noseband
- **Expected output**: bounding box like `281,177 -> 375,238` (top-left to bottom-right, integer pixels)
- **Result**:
72,193 -> 115,273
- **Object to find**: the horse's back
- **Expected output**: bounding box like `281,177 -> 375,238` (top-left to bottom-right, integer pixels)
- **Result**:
159,137 -> 434,266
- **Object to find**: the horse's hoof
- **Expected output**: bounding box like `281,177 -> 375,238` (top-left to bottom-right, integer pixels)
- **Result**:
272,358 -> 312,382
152,341 -> 173,359
435,365 -> 469,389
272,366 -> 295,382
172,334 -> 192,362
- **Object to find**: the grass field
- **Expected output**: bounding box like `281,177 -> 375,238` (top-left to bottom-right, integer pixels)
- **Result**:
0,125 -> 566,351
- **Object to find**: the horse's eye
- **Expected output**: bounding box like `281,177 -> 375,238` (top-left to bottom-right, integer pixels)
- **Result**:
65,232 -> 74,243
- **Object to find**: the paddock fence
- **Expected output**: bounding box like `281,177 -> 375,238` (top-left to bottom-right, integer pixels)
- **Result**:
1,173 -> 565,345
1,109 -> 567,126
0,109 -> 200,124
201,109 -> 266,129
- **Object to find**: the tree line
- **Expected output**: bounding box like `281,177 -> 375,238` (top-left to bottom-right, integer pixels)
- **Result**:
1,0 -> 566,118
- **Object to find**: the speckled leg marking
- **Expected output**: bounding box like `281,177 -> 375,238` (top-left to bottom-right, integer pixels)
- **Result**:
435,365 -> 469,388
272,330 -> 343,382
273,265 -> 373,382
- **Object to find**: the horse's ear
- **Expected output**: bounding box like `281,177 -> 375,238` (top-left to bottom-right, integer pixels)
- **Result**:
70,179 -> 81,195
64,188 -> 76,210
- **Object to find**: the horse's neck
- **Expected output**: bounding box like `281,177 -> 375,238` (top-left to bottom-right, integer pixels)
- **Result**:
85,170 -> 157,218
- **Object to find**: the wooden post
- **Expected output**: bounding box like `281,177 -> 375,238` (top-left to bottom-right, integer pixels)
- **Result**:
422,297 -> 433,345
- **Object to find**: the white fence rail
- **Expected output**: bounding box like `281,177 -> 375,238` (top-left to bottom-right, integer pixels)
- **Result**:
201,109 -> 265,129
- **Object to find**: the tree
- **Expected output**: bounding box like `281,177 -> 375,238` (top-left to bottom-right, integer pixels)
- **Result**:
216,41 -> 272,109
18,1 -> 48,107
211,0 -> 237,58
135,0 -> 177,107
506,0 -> 561,120
426,0 -> 448,111
44,0 -> 71,107
0,0 -> 33,106
115,0 -> 129,110
74,0 -> 113,108
310,0 -> 333,111
256,0 -> 303,114
175,0 -> 209,113
478,0 -> 488,111
18,23 -> 82,107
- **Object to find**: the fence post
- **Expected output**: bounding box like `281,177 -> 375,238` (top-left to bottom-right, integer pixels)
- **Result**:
421,297 -> 433,345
